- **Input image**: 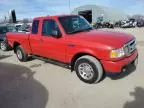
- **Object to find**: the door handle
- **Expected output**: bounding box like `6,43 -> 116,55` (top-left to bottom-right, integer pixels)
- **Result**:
68,44 -> 75,47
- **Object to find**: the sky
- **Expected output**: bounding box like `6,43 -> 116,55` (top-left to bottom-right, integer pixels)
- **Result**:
0,0 -> 144,19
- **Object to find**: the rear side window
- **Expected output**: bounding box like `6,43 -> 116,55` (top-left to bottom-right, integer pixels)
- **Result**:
32,20 -> 39,34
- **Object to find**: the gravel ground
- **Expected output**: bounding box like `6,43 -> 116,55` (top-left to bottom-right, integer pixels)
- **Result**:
0,28 -> 144,108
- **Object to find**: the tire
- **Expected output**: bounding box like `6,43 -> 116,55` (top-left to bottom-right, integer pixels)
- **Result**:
0,42 -> 7,51
74,55 -> 103,84
16,46 -> 28,62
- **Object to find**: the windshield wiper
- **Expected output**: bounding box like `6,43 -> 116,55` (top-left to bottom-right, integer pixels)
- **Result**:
68,27 -> 93,34
68,30 -> 84,34
82,27 -> 93,31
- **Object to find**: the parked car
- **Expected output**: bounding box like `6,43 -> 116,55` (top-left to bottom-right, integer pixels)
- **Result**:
0,25 -> 15,51
121,20 -> 130,28
93,21 -> 114,29
137,19 -> 144,27
103,22 -> 114,28
17,23 -> 31,32
7,15 -> 138,84
114,21 -> 121,27
15,23 -> 23,31
121,19 -> 137,28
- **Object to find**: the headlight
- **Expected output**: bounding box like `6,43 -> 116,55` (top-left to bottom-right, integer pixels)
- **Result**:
110,47 -> 125,58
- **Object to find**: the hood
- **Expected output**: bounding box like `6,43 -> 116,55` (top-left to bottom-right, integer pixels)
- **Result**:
69,30 -> 134,48
0,34 -> 6,40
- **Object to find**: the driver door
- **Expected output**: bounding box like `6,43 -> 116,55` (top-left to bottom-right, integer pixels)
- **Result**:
41,19 -> 66,62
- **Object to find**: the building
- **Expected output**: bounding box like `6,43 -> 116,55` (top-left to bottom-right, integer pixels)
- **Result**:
71,5 -> 128,23
9,10 -> 17,23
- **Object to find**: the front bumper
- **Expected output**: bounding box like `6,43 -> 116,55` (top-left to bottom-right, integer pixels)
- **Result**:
100,49 -> 138,73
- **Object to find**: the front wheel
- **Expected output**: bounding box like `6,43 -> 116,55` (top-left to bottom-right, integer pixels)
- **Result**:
0,42 -> 8,51
16,46 -> 28,62
74,56 -> 103,84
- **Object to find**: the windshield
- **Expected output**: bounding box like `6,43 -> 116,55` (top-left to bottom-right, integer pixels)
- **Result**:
59,16 -> 93,34
0,27 -> 8,34
7,26 -> 16,32
0,26 -> 16,34
21,24 -> 30,30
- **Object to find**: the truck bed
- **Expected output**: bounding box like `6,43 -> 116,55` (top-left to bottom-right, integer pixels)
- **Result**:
7,32 -> 32,53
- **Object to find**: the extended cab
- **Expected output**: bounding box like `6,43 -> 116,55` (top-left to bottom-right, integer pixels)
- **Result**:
7,15 -> 138,84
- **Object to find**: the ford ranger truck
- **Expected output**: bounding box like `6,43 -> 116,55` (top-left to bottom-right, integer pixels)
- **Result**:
7,15 -> 138,84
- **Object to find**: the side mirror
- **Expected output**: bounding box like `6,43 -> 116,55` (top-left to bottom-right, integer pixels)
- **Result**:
51,30 -> 62,38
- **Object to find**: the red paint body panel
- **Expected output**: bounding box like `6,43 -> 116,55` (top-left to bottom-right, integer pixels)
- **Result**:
7,15 -> 138,73
65,30 -> 134,62
7,32 -> 31,53
29,19 -> 43,56
41,36 -> 67,62
101,49 -> 138,73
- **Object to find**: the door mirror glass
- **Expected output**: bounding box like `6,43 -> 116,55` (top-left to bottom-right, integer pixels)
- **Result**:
51,30 -> 62,38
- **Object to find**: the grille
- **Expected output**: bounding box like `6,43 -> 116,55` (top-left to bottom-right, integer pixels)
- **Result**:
124,39 -> 136,56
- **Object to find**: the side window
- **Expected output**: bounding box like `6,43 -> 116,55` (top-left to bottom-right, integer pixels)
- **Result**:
42,19 -> 61,36
32,20 -> 39,34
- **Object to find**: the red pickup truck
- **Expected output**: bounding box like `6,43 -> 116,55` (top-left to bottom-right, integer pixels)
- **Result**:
7,15 -> 138,84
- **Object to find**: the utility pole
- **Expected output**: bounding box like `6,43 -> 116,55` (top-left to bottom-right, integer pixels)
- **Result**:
69,0 -> 71,13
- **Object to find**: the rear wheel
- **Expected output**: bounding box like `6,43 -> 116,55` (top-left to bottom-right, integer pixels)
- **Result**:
16,46 -> 28,62
74,55 -> 103,84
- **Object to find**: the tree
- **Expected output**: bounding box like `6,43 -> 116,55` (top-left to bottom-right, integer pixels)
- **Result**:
22,18 -> 30,23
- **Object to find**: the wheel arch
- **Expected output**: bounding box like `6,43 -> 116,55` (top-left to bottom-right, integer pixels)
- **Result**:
13,41 -> 20,53
70,52 -> 100,72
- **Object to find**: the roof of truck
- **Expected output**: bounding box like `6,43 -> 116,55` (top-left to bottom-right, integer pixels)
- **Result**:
34,14 -> 78,20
